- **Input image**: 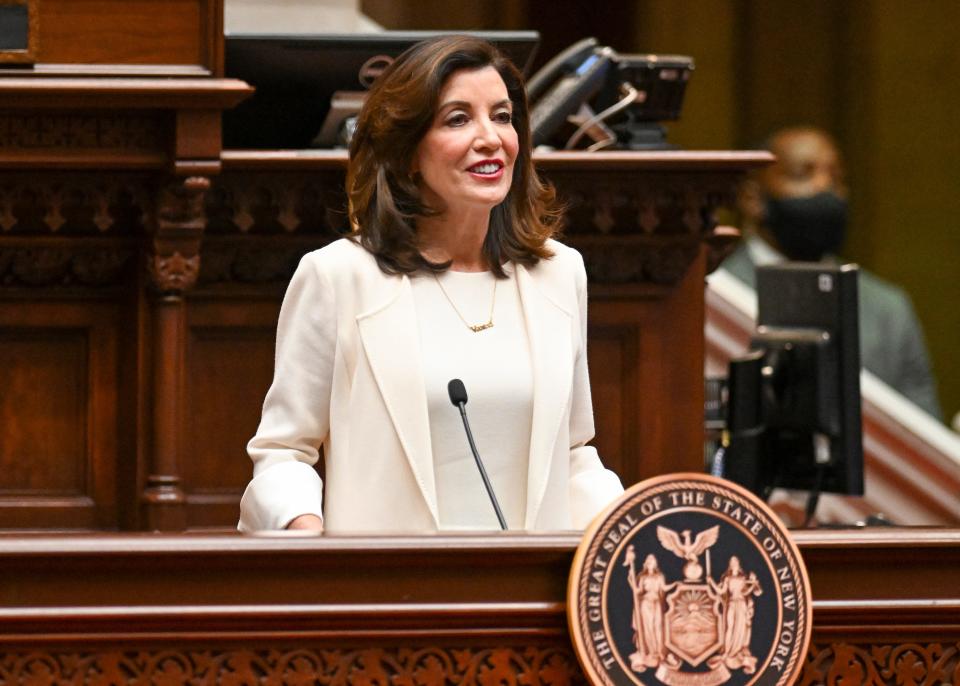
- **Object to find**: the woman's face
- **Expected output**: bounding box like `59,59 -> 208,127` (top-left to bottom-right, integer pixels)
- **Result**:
412,66 -> 519,214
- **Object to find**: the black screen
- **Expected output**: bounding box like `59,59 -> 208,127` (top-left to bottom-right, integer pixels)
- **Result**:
0,5 -> 29,51
724,263 -> 864,498
223,31 -> 540,149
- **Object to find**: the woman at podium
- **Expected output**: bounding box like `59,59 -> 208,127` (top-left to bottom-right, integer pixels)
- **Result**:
238,35 -> 623,534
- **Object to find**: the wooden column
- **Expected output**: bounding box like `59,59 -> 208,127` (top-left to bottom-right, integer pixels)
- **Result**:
141,176 -> 209,531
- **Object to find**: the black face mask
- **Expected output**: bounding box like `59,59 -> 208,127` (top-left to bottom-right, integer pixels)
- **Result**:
764,192 -> 848,261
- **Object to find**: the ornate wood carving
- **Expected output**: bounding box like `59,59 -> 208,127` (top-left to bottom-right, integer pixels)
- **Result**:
803,642 -> 960,686
206,172 -> 347,235
0,175 -> 145,292
197,239 -> 318,287
208,156 -> 761,291
1,641 -> 959,686
545,169 -> 740,287
146,176 -> 208,295
0,112 -> 162,151
147,250 -> 199,293
0,244 -> 134,287
0,646 -> 958,686
198,172 -> 344,288
0,646 -> 585,686
0,175 -> 147,235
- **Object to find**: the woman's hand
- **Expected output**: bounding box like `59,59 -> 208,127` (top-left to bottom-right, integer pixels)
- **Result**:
286,514 -> 324,532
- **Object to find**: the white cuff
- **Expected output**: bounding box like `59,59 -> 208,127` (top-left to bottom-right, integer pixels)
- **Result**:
238,460 -> 324,532
569,468 -> 624,529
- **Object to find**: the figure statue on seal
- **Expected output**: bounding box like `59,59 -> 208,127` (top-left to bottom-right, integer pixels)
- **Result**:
708,556 -> 763,673
623,545 -> 676,670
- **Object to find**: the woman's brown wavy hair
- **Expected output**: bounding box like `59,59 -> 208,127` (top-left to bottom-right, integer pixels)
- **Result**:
346,35 -> 563,278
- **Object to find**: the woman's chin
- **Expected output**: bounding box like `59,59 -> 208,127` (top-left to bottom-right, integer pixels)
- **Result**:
462,188 -> 511,210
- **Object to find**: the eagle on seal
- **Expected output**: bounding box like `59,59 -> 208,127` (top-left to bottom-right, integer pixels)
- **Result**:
657,525 -> 720,580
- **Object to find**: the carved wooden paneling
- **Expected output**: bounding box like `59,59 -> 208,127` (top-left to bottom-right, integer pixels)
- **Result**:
551,171 -> 729,289
205,172 -> 347,236
0,111 -> 168,168
0,0 -> 253,532
803,642 -> 960,686
536,153 -> 758,290
0,80 -> 250,175
0,243 -> 135,288
2,642 -> 958,686
199,171 -> 345,293
0,174 -> 148,236
0,533 -> 958,684
0,111 -> 163,152
0,646 -> 585,686
183,300 -> 279,528
0,303 -> 119,529
212,154 -> 761,294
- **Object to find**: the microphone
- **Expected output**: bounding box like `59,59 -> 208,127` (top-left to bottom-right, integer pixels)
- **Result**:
447,379 -> 508,530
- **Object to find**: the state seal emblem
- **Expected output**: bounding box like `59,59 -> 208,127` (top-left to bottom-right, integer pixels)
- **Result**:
568,474 -> 811,686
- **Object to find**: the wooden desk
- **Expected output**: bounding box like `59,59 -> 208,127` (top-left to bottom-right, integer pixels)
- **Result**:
0,529 -> 957,684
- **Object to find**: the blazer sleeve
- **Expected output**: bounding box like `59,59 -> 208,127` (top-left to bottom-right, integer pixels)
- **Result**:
567,252 -> 624,528
238,254 -> 336,531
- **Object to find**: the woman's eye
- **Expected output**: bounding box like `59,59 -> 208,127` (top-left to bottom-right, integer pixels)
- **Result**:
493,111 -> 513,124
445,113 -> 469,127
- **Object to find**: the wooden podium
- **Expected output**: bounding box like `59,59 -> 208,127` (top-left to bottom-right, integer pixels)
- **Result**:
0,532 -> 957,684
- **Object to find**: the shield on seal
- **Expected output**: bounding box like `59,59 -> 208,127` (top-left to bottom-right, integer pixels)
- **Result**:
664,582 -> 723,666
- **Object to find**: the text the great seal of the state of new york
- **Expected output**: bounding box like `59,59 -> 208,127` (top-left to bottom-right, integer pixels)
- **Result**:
568,474 -> 812,686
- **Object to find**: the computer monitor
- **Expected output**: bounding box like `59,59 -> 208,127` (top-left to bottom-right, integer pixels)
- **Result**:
594,53 -> 694,149
722,263 -> 864,502
223,31 -> 541,149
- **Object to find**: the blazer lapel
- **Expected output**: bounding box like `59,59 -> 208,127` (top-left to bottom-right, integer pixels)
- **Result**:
356,276 -> 438,525
515,264 -> 573,528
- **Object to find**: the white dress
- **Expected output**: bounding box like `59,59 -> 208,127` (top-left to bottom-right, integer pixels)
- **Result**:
411,266 -> 532,530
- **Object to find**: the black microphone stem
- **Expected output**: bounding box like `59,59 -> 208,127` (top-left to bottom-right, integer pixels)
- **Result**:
456,402 -> 508,531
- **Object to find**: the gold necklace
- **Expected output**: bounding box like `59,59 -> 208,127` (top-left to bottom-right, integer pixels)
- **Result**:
433,272 -> 497,333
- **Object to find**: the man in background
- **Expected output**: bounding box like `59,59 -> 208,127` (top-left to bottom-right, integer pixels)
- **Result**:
722,126 -> 942,419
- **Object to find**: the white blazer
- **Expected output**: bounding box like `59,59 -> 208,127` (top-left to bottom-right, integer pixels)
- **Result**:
238,238 -> 623,533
